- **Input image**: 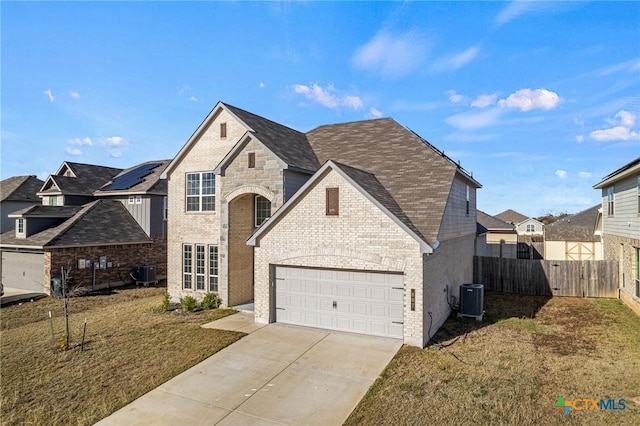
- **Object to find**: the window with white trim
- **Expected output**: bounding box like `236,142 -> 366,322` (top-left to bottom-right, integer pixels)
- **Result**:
607,186 -> 614,216
128,196 -> 135,205
135,195 -> 142,204
186,172 -> 215,212
255,195 -> 271,227
17,218 -> 25,235
163,197 -> 168,220
183,244 -> 193,289
209,245 -> 218,292
526,224 -> 535,233
466,185 -> 470,216
195,245 -> 205,290
50,196 -> 58,206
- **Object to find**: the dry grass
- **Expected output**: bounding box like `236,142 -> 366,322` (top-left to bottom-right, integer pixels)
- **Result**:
346,292 -> 640,426
1,286 -> 243,426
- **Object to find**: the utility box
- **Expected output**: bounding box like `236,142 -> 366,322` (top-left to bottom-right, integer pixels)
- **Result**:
458,283 -> 484,321
136,265 -> 157,287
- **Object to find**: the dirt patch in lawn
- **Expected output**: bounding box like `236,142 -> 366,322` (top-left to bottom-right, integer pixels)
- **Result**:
346,292 -> 640,426
1,286 -> 244,426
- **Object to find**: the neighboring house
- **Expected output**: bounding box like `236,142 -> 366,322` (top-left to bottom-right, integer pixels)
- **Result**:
94,160 -> 171,238
594,157 -> 640,315
0,175 -> 44,233
0,200 -> 159,294
38,162 -> 123,206
544,205 -> 603,261
476,210 -> 517,258
163,101 -> 481,347
495,209 -> 545,236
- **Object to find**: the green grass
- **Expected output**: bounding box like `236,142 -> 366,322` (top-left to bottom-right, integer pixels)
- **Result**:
1,286 -> 244,426
346,292 -> 640,426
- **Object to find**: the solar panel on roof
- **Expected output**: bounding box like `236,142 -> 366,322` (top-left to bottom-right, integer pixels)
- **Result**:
104,163 -> 161,190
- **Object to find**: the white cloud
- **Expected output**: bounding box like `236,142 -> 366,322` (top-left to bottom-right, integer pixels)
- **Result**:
44,89 -> 54,103
433,46 -> 480,71
352,28 -> 429,78
575,134 -> 584,143
259,82 -> 265,88
446,89 -> 466,104
555,170 -> 568,179
65,147 -> 82,156
368,107 -> 383,119
70,91 -> 80,99
68,137 -> 93,146
293,83 -> 363,110
616,110 -> 635,127
445,108 -> 504,130
495,1 -> 555,26
189,96 -> 198,102
471,94 -> 498,108
100,136 -> 130,147
108,149 -> 122,158
590,126 -> 640,141
578,171 -> 592,179
498,88 -> 561,111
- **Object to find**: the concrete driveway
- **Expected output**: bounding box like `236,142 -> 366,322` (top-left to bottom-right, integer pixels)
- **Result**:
96,314 -> 401,426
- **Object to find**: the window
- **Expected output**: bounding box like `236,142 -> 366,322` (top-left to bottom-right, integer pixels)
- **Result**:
50,196 -> 57,206
607,186 -> 614,216
209,245 -> 219,292
255,196 -> 271,227
163,197 -> 168,220
17,218 -> 24,235
195,245 -> 205,290
248,152 -> 256,169
220,122 -> 227,138
326,188 -> 339,216
466,185 -> 470,216
186,172 -> 215,212
128,196 -> 135,205
526,224 -> 535,233
183,244 -> 193,289
135,195 -> 142,204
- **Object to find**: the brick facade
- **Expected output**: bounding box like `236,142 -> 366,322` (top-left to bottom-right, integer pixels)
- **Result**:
603,233 -> 640,313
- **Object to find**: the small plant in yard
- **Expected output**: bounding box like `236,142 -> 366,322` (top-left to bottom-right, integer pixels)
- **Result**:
160,292 -> 171,311
202,292 -> 221,310
181,295 -> 198,312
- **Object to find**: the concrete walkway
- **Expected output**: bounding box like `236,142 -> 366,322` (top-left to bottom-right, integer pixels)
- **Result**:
96,313 -> 401,426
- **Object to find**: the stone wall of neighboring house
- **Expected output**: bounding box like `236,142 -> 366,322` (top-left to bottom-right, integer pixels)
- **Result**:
253,168 -> 424,347
166,109 -> 241,302
45,240 -> 166,294
603,233 -> 640,314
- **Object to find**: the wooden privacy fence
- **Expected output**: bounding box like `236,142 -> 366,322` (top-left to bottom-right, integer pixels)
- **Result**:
473,256 -> 619,298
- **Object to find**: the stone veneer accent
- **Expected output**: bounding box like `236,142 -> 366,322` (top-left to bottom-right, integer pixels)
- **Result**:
253,169 -> 425,346
603,233 -> 640,314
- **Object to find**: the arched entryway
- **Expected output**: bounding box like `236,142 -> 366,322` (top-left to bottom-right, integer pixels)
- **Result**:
227,188 -> 273,307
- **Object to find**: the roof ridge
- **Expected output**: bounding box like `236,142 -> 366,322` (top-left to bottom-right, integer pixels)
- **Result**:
222,102 -> 306,136
307,117 -> 393,132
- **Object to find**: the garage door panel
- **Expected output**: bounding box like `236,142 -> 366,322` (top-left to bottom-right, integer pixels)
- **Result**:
275,266 -> 404,339
1,252 -> 45,293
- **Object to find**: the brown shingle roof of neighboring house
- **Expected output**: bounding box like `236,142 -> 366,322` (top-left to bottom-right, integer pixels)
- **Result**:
39,162 -> 123,196
0,200 -> 151,248
223,103 -> 320,173
545,205 -> 601,242
95,159 -> 171,196
495,209 -> 529,224
0,175 -> 44,202
306,118 -> 479,244
477,210 -> 516,232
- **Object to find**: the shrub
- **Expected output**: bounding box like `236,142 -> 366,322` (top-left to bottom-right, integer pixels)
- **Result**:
202,292 -> 221,310
160,292 -> 171,311
181,296 -> 198,312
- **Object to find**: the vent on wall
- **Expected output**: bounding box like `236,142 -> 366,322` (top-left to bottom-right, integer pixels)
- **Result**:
457,283 -> 484,321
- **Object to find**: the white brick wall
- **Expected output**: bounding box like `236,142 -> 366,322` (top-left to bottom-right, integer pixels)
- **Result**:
253,169 -> 425,346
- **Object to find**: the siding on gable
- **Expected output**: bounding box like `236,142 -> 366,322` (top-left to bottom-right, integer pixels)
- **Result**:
601,174 -> 640,240
437,176 -> 477,241
283,170 -> 312,202
1,201 -> 35,233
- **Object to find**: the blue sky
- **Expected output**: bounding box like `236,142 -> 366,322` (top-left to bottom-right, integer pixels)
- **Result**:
2,1 -> 639,216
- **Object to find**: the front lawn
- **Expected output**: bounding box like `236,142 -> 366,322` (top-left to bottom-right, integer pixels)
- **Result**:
1,286 -> 243,426
346,292 -> 640,426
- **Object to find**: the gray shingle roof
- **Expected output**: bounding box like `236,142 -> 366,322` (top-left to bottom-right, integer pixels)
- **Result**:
495,209 -> 529,224
224,103 -> 320,172
9,205 -> 83,218
0,200 -> 151,248
545,205 -> 601,242
1,176 -> 44,202
95,160 -> 170,195
40,162 -> 122,196
477,210 -> 516,232
306,118 -> 473,243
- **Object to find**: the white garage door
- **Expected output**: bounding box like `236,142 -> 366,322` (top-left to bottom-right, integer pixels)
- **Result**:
1,251 -> 45,293
275,266 -> 404,339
